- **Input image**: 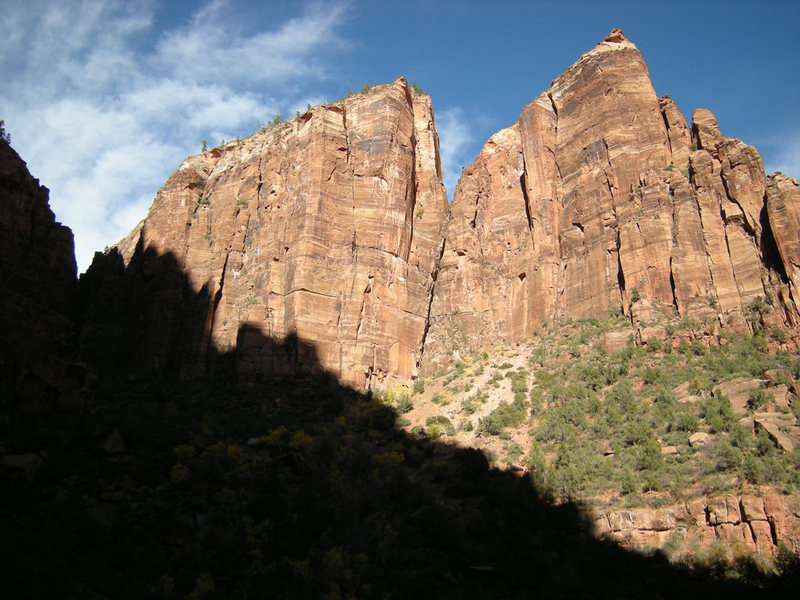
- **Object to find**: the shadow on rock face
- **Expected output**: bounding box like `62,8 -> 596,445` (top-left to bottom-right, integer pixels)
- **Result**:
1,244 -> 796,599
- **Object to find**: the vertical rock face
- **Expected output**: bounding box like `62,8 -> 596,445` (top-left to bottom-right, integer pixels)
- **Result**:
0,138 -> 77,397
425,29 -> 799,365
78,29 -> 800,384
79,79 -> 449,388
765,173 -> 800,324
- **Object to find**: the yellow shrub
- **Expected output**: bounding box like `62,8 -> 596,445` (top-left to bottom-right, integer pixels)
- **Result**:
172,444 -> 196,462
170,463 -> 190,482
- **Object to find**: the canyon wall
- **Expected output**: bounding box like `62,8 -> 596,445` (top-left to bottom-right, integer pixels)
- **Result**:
0,137 -> 80,410
77,30 -> 800,385
79,78 -> 449,388
424,30 -> 800,368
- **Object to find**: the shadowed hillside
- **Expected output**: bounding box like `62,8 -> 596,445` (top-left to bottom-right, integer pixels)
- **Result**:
2,246 -> 799,599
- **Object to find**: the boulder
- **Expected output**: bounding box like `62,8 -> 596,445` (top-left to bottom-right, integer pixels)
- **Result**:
754,415 -> 795,452
689,432 -> 712,447
713,377 -> 762,414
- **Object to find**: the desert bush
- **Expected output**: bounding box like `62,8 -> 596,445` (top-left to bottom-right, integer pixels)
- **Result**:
634,438 -> 663,471
479,398 -> 528,437
672,412 -> 699,433
173,444 -> 196,462
461,397 -> 476,415
755,429 -> 776,457
619,466 -> 639,495
641,366 -> 664,385
504,442 -> 523,463
728,423 -> 752,449
425,415 -> 455,437
432,391 -> 452,405
652,386 -> 677,423
712,439 -> 741,472
699,393 -> 736,433
646,337 -> 663,353
746,388 -> 770,412
392,393 -> 413,413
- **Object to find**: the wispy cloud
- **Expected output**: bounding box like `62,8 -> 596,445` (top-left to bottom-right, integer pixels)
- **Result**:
763,128 -> 800,180
436,107 -> 480,199
0,0 -> 350,271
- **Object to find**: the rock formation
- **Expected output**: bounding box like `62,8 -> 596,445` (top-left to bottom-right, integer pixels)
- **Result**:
593,493 -> 800,557
425,29 -> 800,367
0,137 -> 81,411
79,79 -> 449,388
77,29 -> 800,385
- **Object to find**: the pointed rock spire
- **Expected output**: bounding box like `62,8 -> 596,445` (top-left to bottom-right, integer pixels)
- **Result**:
604,28 -> 629,43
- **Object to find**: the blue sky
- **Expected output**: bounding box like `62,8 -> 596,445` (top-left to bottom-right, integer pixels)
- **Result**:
2,0 -> 799,271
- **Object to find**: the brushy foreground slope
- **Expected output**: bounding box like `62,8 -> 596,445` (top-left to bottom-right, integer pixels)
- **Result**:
3,328 -> 800,599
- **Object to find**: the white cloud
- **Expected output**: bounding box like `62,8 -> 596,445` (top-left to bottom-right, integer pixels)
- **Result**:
763,129 -> 800,180
436,107 -> 478,199
0,0 -> 349,271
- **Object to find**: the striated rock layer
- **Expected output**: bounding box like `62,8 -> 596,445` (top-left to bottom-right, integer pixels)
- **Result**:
79,78 -> 449,388
593,493 -> 800,558
425,29 -> 800,367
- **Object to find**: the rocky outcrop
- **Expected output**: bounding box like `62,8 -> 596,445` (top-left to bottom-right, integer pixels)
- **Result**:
594,493 -> 800,557
424,29 -> 800,367
79,79 -> 449,388
0,137 -> 83,410
765,172 -> 800,324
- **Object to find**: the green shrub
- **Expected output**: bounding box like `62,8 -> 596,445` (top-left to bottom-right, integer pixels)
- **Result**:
432,391 -> 452,405
712,440 -> 741,472
173,444 -> 196,462
728,423 -> 751,449
425,415 -> 455,437
426,424 -> 444,440
505,442 -> 523,463
619,467 -> 639,495
410,425 -> 427,438
673,412 -> 699,432
634,438 -> 663,471
478,398 -> 528,437
641,366 -> 664,386
395,395 -> 413,414
652,386 -> 677,423
746,388 -> 770,411
755,429 -> 776,457
646,337 -> 663,353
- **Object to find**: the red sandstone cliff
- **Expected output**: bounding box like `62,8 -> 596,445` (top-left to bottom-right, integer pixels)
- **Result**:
79,78 -> 449,388
78,30 -> 800,386
424,30 -> 800,367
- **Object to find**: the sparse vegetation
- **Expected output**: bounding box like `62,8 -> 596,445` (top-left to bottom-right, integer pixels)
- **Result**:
399,316 -> 800,515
